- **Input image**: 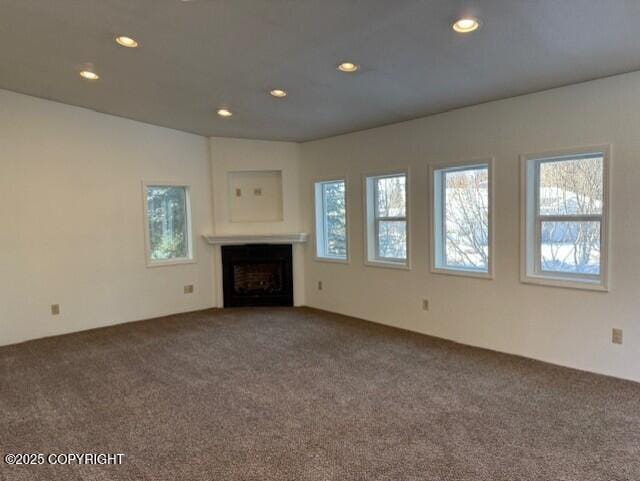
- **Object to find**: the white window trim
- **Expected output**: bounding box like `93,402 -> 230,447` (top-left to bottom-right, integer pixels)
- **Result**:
429,158 -> 494,279
363,169 -> 411,270
142,181 -> 196,268
520,145 -> 611,291
313,177 -> 350,264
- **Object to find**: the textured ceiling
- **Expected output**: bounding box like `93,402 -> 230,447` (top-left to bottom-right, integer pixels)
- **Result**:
2,0 -> 640,141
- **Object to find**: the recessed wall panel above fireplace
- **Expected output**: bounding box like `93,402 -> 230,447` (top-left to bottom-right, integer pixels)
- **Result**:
227,170 -> 283,223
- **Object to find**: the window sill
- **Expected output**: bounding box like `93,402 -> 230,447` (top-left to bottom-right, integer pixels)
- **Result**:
431,267 -> 493,280
146,258 -> 196,268
314,256 -> 350,265
521,274 -> 608,292
365,259 -> 411,271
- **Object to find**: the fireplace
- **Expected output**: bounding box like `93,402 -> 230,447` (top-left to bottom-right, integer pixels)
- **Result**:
221,244 -> 293,307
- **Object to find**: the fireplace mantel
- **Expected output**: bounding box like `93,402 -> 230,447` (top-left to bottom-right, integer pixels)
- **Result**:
203,233 -> 308,246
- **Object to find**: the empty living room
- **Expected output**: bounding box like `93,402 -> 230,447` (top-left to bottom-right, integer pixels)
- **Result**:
2,1 -> 640,480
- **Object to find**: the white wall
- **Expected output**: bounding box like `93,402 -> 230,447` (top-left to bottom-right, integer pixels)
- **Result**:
300,71 -> 640,383
0,89 -> 215,346
209,137 -> 306,306
210,137 -> 302,235
227,170 -> 283,223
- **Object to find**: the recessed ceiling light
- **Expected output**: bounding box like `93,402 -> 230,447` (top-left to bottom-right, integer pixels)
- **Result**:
115,36 -> 139,48
79,70 -> 99,80
270,89 -> 287,98
217,108 -> 233,118
452,17 -> 480,33
337,62 -> 359,73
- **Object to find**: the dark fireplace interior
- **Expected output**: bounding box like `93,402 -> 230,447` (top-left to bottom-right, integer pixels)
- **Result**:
221,244 -> 293,307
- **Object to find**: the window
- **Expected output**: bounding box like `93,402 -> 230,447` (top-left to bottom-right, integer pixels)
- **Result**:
522,148 -> 609,290
432,161 -> 492,277
314,179 -> 348,261
365,173 -> 408,267
144,184 -> 193,266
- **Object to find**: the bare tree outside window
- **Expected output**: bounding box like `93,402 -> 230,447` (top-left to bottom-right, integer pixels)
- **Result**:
375,175 -> 407,260
538,156 -> 603,274
443,167 -> 489,270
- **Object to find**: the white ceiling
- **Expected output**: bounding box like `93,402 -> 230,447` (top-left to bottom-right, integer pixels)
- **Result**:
2,0 -> 640,141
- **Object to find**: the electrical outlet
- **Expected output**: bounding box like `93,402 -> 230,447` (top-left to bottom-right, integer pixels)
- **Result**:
184,285 -> 194,294
51,304 -> 60,315
422,299 -> 429,311
612,328 -> 623,345
318,281 -> 323,291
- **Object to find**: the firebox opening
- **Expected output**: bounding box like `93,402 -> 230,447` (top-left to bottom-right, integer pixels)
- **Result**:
222,244 -> 293,307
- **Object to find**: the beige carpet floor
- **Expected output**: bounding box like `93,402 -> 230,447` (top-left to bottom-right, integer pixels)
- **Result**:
1,307 -> 639,480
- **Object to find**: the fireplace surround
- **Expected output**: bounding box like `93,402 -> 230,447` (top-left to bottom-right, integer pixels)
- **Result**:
221,244 -> 293,307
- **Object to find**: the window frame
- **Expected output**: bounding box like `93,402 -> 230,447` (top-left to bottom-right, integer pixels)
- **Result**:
313,177 -> 349,263
430,158 -> 494,279
520,146 -> 611,291
363,170 -> 411,270
142,181 -> 195,268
